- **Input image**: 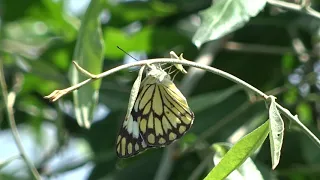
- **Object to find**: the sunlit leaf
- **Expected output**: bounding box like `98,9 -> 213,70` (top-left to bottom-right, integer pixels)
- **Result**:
212,143 -> 264,180
204,120 -> 269,180
69,0 -> 105,128
193,0 -> 267,47
268,96 -> 284,169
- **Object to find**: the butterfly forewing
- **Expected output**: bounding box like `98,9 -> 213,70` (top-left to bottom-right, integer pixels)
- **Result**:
136,76 -> 194,146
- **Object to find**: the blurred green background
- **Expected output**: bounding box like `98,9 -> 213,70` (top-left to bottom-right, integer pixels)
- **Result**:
1,0 -> 320,179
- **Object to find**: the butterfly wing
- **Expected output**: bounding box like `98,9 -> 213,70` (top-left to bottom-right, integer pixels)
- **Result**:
136,76 -> 194,146
116,76 -> 155,158
116,114 -> 148,158
116,65 -> 194,158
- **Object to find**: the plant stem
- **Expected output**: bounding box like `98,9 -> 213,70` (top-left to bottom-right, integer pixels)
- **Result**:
46,58 -> 320,149
0,62 -> 41,180
267,0 -> 320,19
154,144 -> 175,180
276,103 -> 320,148
0,154 -> 21,168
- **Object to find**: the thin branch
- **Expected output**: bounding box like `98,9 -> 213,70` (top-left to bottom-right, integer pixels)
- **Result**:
45,58 -> 320,149
224,41 -> 295,55
154,144 -> 175,180
0,62 -> 41,179
275,163 -> 320,175
267,0 -> 320,19
0,154 -> 21,169
43,152 -> 113,177
230,41 -> 300,55
276,104 -> 320,148
188,154 -> 213,180
45,58 -> 267,101
287,22 -> 310,62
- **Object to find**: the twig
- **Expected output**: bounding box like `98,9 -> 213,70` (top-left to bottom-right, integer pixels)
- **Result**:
275,163 -> 320,175
154,144 -> 175,180
267,0 -> 320,19
223,41 -> 295,55
287,22 -> 310,62
43,152 -> 113,177
188,154 -> 213,180
276,104 -> 320,148
0,154 -> 21,169
45,58 -> 267,101
45,58 -> 320,149
0,62 -> 42,179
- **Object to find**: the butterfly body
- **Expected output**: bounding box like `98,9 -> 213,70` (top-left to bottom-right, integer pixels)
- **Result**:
116,64 -> 194,158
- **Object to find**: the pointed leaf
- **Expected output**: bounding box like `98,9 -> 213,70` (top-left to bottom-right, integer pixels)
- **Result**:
193,0 -> 267,47
69,0 -> 105,128
204,120 -> 269,180
212,143 -> 264,180
268,96 -> 284,169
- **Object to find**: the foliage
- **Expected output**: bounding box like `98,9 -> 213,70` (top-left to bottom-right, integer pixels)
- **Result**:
1,0 -> 320,180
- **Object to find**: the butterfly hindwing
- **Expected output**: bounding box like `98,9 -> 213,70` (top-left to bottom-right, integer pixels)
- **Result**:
116,114 -> 148,158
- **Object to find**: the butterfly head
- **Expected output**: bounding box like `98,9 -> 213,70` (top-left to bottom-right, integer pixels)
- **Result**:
146,64 -> 170,82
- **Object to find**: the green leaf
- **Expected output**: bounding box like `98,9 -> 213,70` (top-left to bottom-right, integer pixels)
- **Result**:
204,120 -> 269,180
193,0 -> 267,47
69,0 -> 105,128
212,143 -> 264,180
268,96 -> 284,169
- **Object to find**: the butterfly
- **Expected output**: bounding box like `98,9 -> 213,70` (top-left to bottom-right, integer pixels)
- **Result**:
116,62 -> 194,158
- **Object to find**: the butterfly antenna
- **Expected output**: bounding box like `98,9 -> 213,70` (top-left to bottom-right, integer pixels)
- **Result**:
117,46 -> 138,61
172,70 -> 179,81
163,65 -> 173,71
168,68 -> 177,75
